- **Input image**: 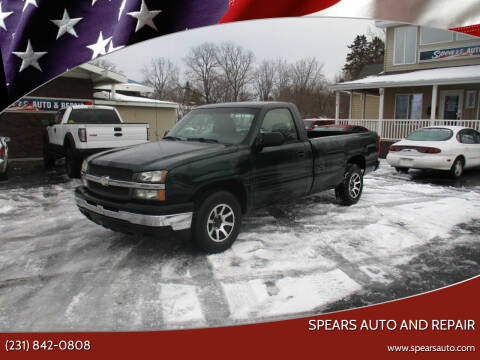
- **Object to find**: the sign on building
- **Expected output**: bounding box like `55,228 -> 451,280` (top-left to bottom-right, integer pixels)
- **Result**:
420,45 -> 480,62
7,97 -> 93,113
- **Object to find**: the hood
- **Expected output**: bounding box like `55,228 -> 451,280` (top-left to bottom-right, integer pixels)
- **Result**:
88,140 -> 238,172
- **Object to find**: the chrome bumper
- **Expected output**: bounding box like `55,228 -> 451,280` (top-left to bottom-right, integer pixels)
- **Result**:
75,196 -> 192,231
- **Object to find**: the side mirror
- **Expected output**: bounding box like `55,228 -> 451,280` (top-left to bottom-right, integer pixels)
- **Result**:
164,130 -> 169,137
256,132 -> 285,151
4,137 -> 11,143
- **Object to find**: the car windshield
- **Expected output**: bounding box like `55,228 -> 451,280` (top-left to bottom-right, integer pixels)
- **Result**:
406,128 -> 453,141
304,120 -> 313,128
68,109 -> 121,124
167,108 -> 258,144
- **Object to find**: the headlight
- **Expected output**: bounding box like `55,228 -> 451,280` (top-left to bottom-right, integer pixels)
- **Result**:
134,170 -> 167,183
133,189 -> 165,201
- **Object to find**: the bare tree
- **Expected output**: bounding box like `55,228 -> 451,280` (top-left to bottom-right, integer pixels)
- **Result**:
215,42 -> 254,102
141,58 -> 179,100
291,57 -> 325,98
89,59 -> 123,74
254,59 -> 276,101
273,58 -> 292,101
184,43 -> 220,104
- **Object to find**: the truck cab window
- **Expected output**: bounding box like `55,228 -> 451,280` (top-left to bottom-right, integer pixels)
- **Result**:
261,108 -> 298,142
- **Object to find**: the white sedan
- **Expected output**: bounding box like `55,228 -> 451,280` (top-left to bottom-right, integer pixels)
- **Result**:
386,126 -> 480,178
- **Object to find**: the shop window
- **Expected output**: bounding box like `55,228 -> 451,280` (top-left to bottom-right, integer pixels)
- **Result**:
420,27 -> 453,45
394,26 -> 417,65
395,94 -> 423,120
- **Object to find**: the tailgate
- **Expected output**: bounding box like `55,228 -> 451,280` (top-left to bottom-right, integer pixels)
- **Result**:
85,124 -> 148,148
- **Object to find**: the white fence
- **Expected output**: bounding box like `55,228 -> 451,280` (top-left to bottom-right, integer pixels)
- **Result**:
336,119 -> 480,141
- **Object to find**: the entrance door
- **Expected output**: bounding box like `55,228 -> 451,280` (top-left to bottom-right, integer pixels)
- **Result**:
439,90 -> 463,120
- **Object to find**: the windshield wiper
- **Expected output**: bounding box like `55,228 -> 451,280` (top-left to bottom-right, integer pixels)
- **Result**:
186,137 -> 219,143
163,136 -> 185,141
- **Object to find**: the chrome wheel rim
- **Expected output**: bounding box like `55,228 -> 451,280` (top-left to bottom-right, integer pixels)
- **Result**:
207,204 -> 235,242
454,161 -> 462,177
349,173 -> 362,198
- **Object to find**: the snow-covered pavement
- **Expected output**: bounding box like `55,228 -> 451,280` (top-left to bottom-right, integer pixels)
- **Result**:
0,161 -> 479,331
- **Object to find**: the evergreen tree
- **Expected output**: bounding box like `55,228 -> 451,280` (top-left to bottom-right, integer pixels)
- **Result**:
342,35 -> 384,81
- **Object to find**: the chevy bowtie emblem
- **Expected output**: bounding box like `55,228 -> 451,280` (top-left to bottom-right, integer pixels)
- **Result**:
100,176 -> 110,187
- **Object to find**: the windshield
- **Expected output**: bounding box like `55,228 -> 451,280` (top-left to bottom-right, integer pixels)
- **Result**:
406,128 -> 453,141
167,108 -> 258,144
68,109 -> 121,124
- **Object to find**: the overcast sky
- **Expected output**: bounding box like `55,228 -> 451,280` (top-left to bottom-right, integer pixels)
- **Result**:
103,17 -> 381,84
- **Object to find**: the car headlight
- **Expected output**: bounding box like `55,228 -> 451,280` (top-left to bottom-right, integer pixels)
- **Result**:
133,170 -> 167,201
134,170 -> 167,183
133,189 -> 165,201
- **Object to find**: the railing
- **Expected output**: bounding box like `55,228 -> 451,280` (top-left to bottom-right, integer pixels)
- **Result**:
336,119 -> 480,140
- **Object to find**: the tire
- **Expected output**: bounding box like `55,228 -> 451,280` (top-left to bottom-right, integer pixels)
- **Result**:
0,170 -> 7,181
335,164 -> 363,205
395,167 -> 409,173
192,191 -> 242,253
449,157 -> 464,179
65,147 -> 81,178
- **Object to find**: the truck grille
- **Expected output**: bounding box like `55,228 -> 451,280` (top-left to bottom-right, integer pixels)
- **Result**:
86,165 -> 133,201
88,164 -> 132,181
87,181 -> 130,200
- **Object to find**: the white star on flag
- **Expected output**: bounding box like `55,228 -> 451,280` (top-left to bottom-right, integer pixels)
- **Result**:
22,0 -> 38,12
12,40 -> 47,72
0,3 -> 13,31
127,0 -> 162,32
87,31 -> 112,60
107,40 -> 124,54
91,0 -> 112,6
51,9 -> 83,39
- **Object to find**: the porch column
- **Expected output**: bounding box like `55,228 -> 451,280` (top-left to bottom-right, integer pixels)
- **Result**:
335,91 -> 340,123
377,88 -> 384,137
349,91 -> 353,119
361,93 -> 366,120
430,84 -> 438,126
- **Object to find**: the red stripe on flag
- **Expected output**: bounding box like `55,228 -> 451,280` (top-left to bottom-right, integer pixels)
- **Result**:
219,0 -> 341,23
450,24 -> 480,38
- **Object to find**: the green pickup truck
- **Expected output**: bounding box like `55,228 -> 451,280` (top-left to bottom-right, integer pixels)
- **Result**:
75,102 -> 379,252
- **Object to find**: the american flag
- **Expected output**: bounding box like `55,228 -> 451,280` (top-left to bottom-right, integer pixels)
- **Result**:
0,0 -> 341,111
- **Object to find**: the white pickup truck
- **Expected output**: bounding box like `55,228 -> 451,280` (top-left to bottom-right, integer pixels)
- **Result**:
44,105 -> 149,178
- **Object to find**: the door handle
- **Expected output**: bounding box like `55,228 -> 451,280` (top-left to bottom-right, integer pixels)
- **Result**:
54,128 -> 56,133
297,151 -> 305,158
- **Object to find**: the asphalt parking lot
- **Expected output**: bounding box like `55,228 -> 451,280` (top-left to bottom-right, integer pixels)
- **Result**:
0,160 -> 479,331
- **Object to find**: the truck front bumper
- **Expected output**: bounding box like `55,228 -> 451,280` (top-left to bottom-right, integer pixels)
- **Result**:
75,187 -> 193,234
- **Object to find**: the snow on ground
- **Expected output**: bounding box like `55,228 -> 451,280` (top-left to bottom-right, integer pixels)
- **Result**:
0,161 -> 479,331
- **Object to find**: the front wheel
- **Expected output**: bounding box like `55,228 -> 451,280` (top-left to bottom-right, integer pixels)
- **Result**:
335,164 -> 363,205
193,191 -> 242,253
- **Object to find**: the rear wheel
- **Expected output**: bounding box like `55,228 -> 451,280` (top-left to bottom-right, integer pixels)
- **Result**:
65,147 -> 81,178
193,191 -> 242,253
395,167 -> 409,173
449,157 -> 464,179
335,164 -> 363,205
